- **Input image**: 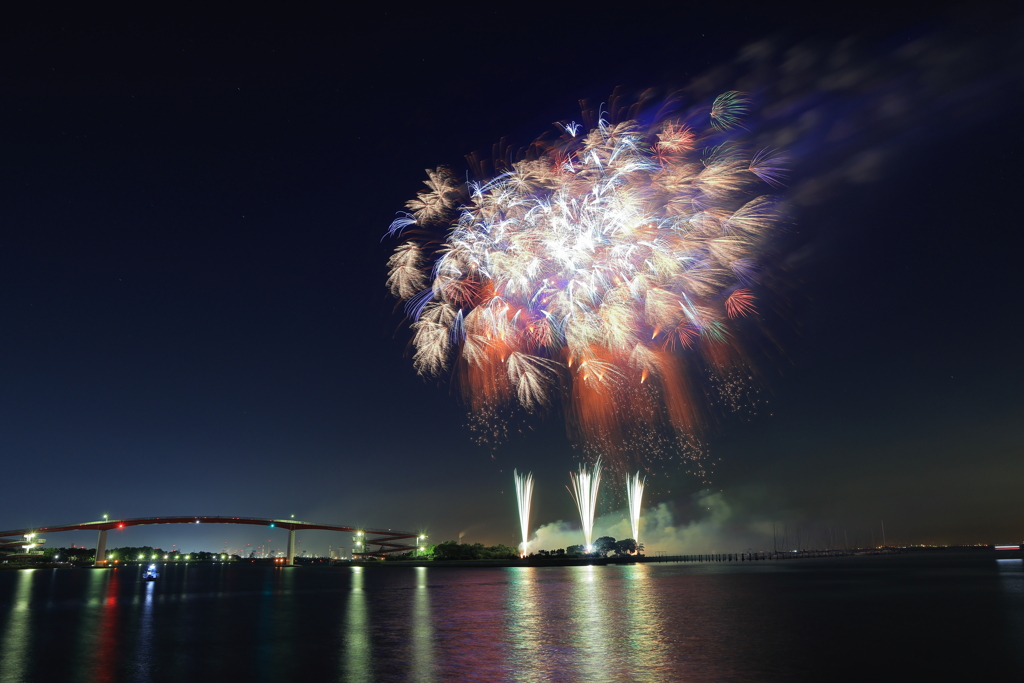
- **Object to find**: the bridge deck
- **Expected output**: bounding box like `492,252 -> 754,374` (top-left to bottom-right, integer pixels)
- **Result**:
0,516 -> 417,543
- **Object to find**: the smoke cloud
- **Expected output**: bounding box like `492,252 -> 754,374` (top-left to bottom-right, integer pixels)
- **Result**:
526,491 -> 777,555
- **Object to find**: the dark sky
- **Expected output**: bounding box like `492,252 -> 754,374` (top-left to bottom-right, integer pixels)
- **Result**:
2,6 -> 1022,556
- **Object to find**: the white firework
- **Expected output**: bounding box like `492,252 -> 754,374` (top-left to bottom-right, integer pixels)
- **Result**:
386,95 -> 784,465
513,469 -> 534,558
626,471 -> 646,547
567,458 -> 603,551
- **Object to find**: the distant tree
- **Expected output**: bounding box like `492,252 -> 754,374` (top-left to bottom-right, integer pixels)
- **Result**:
433,540 -> 475,560
432,541 -> 521,561
57,547 -> 95,561
566,545 -> 584,557
593,536 -> 617,556
483,544 -> 520,560
615,539 -> 638,556
385,551 -> 414,561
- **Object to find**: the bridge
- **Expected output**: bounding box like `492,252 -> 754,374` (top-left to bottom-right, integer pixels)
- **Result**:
0,516 -> 423,565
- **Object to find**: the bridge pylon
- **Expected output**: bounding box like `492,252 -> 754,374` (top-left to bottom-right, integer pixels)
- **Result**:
95,529 -> 108,567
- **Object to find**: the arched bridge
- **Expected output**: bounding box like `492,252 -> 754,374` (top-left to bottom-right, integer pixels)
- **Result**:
0,516 -> 422,565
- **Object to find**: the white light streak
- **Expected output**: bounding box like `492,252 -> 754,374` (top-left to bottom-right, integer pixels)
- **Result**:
567,458 -> 603,550
514,469 -> 534,558
626,471 -> 646,547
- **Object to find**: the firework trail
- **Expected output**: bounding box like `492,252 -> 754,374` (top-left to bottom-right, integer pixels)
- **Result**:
387,92 -> 782,470
567,458 -> 603,551
710,91 -> 749,131
513,469 -> 534,558
626,471 -> 646,547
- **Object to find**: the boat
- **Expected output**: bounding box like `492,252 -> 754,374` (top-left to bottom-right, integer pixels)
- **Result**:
143,564 -> 159,580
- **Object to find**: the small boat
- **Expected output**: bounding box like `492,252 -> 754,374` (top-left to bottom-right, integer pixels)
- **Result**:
143,564 -> 159,580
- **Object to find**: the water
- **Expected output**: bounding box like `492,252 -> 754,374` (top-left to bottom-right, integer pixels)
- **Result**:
1,552 -> 1021,681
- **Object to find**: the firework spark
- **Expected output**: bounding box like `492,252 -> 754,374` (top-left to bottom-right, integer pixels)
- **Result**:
710,91 -> 749,131
513,469 -> 534,558
387,93 -> 782,469
567,458 -> 603,551
626,471 -> 646,547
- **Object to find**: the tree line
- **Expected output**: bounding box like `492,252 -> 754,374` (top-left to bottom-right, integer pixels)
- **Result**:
43,546 -> 240,562
533,536 -> 643,558
386,536 -> 644,561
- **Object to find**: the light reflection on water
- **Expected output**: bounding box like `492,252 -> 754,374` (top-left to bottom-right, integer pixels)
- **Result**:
572,565 -> 612,682
133,581 -> 156,683
411,566 -> 436,682
0,554 -> 1021,681
505,567 -> 543,680
997,558 -> 1024,669
623,564 -> 672,682
343,567 -> 371,683
0,569 -> 32,683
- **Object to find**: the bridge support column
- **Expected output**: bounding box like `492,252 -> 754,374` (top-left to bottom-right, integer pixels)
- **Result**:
287,528 -> 295,566
95,529 -> 108,566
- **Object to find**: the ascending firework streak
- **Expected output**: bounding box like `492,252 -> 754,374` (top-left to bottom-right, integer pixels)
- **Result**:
567,458 -> 603,551
513,469 -> 534,558
386,91 -> 783,468
626,471 -> 646,547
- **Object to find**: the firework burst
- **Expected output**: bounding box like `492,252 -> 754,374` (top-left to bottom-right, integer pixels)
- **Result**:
567,458 -> 603,551
513,469 -> 534,558
387,92 -> 783,471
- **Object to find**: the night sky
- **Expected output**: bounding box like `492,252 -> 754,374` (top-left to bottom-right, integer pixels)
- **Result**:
2,6 -> 1022,557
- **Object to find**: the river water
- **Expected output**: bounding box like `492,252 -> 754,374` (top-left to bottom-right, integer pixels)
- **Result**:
0,552 -> 1021,681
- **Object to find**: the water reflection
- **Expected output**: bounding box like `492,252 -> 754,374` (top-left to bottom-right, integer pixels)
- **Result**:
0,556 -> 1018,680
93,568 -> 122,682
342,567 -> 371,682
622,565 -> 672,681
571,565 -> 613,683
0,570 -> 34,683
254,565 -> 276,676
410,567 -> 436,682
504,567 -> 544,681
997,558 -> 1024,669
133,579 -> 156,682
271,567 -> 297,672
